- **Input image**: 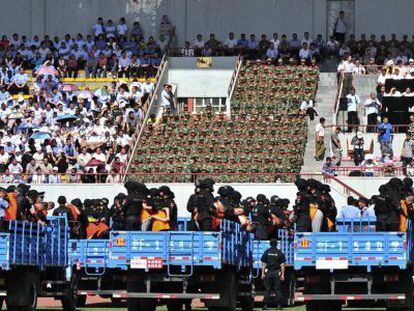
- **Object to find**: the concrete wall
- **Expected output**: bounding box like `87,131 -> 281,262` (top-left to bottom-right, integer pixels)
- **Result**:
167,57 -> 236,97
3,0 -> 414,45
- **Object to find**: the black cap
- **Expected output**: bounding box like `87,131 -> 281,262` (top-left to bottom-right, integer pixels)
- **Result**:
149,188 -> 160,197
124,180 -> 136,191
218,185 -> 234,197
270,195 -> 279,204
115,193 -> 127,201
256,194 -> 267,203
27,190 -> 38,198
246,197 -> 255,204
71,199 -> 82,208
0,187 -> 7,194
17,183 -> 30,193
58,196 -> 67,205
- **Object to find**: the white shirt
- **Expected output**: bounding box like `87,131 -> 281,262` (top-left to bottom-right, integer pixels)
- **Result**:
300,100 -> 313,111
142,82 -> 154,94
343,61 -> 355,73
117,24 -> 128,35
335,18 -> 347,33
92,152 -> 106,162
353,65 -> 366,75
92,24 -> 105,37
346,94 -> 360,112
224,38 -> 238,48
315,123 -> 325,137
364,98 -> 381,115
8,163 -> 23,174
13,73 -> 28,85
377,74 -> 387,85
0,152 -> 9,165
299,48 -> 310,59
161,89 -> 172,108
194,39 -> 205,49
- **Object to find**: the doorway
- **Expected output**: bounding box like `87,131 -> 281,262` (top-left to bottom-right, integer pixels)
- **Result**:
326,0 -> 355,40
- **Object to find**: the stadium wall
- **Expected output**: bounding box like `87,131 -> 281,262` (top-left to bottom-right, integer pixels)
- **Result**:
1,0 -> 412,44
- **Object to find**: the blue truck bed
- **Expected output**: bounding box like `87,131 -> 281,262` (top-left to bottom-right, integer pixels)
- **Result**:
294,218 -> 411,271
69,219 -> 252,272
0,217 -> 68,271
253,229 -> 294,271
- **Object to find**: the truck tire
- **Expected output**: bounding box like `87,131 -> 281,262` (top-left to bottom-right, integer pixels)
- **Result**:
167,300 -> 184,311
76,295 -> 87,308
239,296 -> 254,311
306,301 -> 320,311
140,299 -> 156,311
110,297 -> 123,305
127,298 -> 141,311
6,269 -> 38,310
61,276 -> 80,311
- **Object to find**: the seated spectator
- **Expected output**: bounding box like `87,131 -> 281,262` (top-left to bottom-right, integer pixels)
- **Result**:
322,157 -> 336,176
361,155 -> 377,177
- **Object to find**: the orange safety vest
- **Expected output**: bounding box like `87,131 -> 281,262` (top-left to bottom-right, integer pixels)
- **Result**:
5,193 -> 17,221
152,209 -> 170,231
400,200 -> 408,232
309,203 -> 318,220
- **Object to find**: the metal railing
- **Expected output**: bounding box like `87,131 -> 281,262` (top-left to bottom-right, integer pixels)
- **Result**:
226,55 -> 243,117
333,71 -> 345,125
122,54 -> 168,182
325,175 -> 366,198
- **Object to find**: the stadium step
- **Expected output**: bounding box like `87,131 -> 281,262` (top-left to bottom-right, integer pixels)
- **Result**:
301,73 -> 338,174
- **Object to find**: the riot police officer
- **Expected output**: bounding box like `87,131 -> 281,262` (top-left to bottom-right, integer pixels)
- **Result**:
261,238 -> 286,310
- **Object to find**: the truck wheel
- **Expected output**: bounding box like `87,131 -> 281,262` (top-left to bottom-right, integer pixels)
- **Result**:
61,276 -> 80,311
167,300 -> 184,311
127,298 -> 141,311
110,297 -> 123,305
7,271 -> 38,311
76,295 -> 86,308
240,296 -> 254,311
306,301 -> 319,311
140,299 -> 156,311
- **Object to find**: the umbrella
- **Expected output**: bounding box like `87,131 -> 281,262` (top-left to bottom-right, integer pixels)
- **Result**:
8,112 -> 24,119
77,90 -> 92,100
86,159 -> 105,166
35,66 -> 59,76
61,83 -> 78,92
30,132 -> 52,140
56,114 -> 78,123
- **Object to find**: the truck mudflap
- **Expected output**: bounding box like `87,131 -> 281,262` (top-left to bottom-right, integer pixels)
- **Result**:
296,293 -> 406,302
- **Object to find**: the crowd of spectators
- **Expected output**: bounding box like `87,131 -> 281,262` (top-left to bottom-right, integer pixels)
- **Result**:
0,15 -> 172,82
0,16 -> 167,183
131,62 -> 319,182
0,73 -> 154,184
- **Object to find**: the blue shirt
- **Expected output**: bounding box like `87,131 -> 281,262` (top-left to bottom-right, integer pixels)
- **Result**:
360,206 -> 376,218
336,205 -> 361,219
0,198 -> 9,218
237,39 -> 249,48
377,122 -> 392,142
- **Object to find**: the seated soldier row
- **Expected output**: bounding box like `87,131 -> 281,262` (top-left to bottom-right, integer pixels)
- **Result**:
232,62 -> 319,110
132,64 -> 318,182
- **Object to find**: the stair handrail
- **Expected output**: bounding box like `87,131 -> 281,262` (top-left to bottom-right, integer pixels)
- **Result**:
333,71 -> 345,125
226,55 -> 243,118
122,55 -> 168,182
325,175 -> 366,199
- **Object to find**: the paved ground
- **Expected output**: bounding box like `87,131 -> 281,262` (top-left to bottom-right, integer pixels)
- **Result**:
34,297 -> 385,310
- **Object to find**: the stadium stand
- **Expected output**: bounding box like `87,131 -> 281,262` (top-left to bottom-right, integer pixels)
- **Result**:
131,61 -> 319,182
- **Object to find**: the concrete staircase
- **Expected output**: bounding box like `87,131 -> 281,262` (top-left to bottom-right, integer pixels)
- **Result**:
353,75 -> 378,126
301,73 -> 338,174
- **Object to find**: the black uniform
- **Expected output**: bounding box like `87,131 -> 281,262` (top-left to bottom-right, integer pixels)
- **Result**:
375,185 -> 400,231
252,203 -> 271,240
261,246 -> 286,308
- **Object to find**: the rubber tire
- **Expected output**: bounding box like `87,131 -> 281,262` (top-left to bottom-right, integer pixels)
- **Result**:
127,298 -> 141,311
110,297 -> 123,305
76,295 -> 87,308
240,296 -> 254,311
8,280 -> 37,311
167,300 -> 184,311
306,301 -> 319,311
140,299 -> 156,311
